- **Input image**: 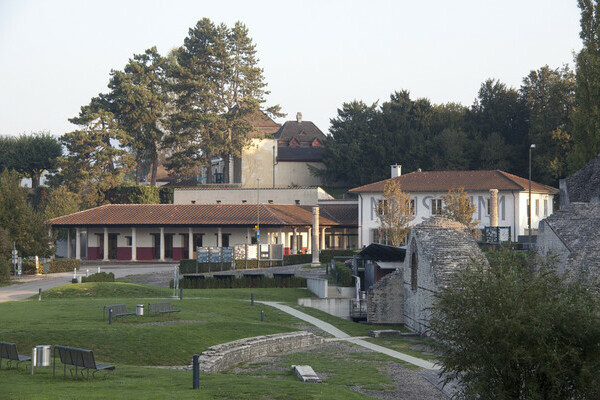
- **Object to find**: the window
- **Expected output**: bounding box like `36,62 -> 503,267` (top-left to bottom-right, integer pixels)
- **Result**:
410,199 -> 415,215
216,200 -> 221,204
295,200 -> 300,205
191,200 -> 196,204
242,200 -> 247,204
377,199 -> 387,216
535,199 -> 539,217
544,199 -> 548,216
431,199 -> 443,215
125,236 -> 132,246
268,200 -> 274,204
486,199 -> 491,215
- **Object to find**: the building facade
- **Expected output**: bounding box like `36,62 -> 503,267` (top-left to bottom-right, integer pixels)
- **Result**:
349,168 -> 558,247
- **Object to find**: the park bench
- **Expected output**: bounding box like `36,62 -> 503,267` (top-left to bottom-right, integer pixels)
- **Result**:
103,304 -> 136,320
0,341 -> 31,369
53,345 -> 115,379
148,302 -> 180,314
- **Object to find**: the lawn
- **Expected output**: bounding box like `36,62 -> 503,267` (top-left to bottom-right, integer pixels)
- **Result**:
0,282 -> 426,399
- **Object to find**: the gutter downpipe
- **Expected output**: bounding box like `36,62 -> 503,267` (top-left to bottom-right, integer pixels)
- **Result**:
358,193 -> 363,248
512,190 -> 517,242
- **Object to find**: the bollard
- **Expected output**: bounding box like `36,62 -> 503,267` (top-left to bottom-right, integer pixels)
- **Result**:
86,269 -> 89,277
108,308 -> 113,325
31,347 -> 37,375
38,288 -> 42,301
192,354 -> 200,389
179,287 -> 183,300
73,268 -> 77,280
251,292 -> 254,306
260,310 -> 264,322
97,267 -> 100,274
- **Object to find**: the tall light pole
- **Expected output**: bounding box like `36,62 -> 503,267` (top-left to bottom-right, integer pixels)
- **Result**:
528,144 -> 536,250
256,178 -> 261,262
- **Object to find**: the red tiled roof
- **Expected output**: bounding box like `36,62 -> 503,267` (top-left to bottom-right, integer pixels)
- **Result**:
349,170 -> 558,194
49,204 -> 353,227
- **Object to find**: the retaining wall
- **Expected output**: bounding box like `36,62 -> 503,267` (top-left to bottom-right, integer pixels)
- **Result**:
198,331 -> 324,373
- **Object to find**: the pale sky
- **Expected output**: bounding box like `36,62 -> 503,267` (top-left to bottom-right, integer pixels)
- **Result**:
0,0 -> 583,138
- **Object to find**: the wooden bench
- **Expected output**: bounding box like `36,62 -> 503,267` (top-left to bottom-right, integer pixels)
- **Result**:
53,345 -> 115,379
103,304 -> 136,320
148,302 -> 180,314
0,341 -> 31,369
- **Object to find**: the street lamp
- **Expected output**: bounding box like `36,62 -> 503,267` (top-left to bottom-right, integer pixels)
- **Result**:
528,144 -> 536,250
257,178 -> 261,262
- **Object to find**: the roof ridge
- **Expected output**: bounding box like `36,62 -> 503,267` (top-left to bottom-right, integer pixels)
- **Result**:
262,204 -> 287,224
494,170 -> 526,190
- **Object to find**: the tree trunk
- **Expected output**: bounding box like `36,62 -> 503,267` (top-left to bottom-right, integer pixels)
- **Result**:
31,170 -> 40,189
151,140 -> 159,187
135,153 -> 142,185
223,153 -> 230,183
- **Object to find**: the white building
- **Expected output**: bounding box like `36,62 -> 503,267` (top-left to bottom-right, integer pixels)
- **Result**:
349,166 -> 558,247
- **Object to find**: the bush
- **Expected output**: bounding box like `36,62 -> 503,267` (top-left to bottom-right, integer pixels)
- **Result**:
159,187 -> 174,204
178,275 -> 307,289
430,252 -> 600,399
319,249 -> 358,264
49,259 -> 81,273
283,254 -> 312,265
179,259 -> 281,273
328,262 -> 353,287
21,261 -> 37,275
104,186 -> 160,204
81,272 -> 115,283
0,259 -> 10,282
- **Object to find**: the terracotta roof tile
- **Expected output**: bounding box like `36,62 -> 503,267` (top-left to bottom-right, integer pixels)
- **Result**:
49,203 -> 353,227
349,170 -> 558,194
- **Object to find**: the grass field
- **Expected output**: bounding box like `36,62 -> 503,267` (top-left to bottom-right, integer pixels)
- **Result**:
0,282 -> 423,399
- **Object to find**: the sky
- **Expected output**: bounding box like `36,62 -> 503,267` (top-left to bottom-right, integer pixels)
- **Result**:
0,0 -> 583,138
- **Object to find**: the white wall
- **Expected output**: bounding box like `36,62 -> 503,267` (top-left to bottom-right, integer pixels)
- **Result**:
274,161 -> 325,187
241,138 -> 277,188
174,187 -> 332,205
358,190 -> 554,247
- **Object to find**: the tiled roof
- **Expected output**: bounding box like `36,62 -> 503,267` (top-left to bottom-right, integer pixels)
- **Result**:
349,170 -> 558,194
49,203 -> 354,228
274,121 -> 327,143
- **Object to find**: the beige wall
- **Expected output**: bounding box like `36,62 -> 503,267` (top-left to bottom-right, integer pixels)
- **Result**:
241,138 -> 277,188
174,187 -> 333,205
274,161 -> 324,187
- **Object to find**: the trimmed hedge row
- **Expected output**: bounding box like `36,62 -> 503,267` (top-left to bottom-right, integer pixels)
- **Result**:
178,275 -> 307,289
49,259 -> 81,273
329,262 -> 353,287
81,272 -> 115,283
319,249 -> 358,264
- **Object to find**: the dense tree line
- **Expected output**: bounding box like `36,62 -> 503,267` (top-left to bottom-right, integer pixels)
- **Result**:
53,18 -> 280,208
320,68 -> 575,188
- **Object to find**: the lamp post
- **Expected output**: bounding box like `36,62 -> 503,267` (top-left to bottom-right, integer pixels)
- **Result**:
257,178 -> 261,262
528,144 -> 536,250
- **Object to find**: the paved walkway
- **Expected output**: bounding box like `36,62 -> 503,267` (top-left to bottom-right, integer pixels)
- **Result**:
258,301 -> 439,370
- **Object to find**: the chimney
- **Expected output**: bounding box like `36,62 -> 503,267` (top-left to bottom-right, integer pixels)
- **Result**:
296,112 -> 303,123
489,189 -> 498,227
391,164 -> 402,178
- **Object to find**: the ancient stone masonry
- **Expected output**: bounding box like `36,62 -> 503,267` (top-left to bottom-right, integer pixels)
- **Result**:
198,331 -> 324,373
537,202 -> 600,286
403,217 -> 488,335
367,271 -> 404,324
560,153 -> 600,206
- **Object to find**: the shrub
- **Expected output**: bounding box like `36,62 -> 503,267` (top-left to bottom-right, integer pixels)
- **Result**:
81,272 -> 115,283
159,187 -> 174,204
430,252 -> 600,399
104,186 -> 160,204
319,249 -> 358,264
284,254 -> 312,265
49,259 -> 81,273
0,259 -> 10,282
21,261 -> 37,275
328,262 -> 353,287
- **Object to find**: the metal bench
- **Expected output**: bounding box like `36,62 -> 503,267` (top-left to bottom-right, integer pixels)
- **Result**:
148,302 -> 181,314
103,304 -> 136,320
53,345 -> 115,379
0,341 -> 31,369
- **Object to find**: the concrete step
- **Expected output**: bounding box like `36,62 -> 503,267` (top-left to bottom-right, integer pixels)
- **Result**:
292,365 -> 321,383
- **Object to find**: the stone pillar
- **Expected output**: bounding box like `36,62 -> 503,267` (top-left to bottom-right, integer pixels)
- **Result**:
131,227 -> 137,261
75,227 -> 81,260
217,227 -> 222,247
188,227 -> 194,259
321,228 -> 326,250
159,227 -> 165,261
291,228 -> 298,254
67,229 -> 72,259
278,228 -> 283,245
490,189 -> 498,227
247,228 -> 251,244
307,228 -> 312,253
103,227 -> 109,261
312,207 -> 320,266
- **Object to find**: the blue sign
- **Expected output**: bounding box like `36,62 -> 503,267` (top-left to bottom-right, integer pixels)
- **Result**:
256,230 -> 260,239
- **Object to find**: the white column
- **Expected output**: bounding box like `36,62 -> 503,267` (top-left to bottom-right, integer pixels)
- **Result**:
103,227 -> 109,261
247,228 -> 252,244
217,227 -> 222,247
159,227 -> 165,261
291,228 -> 298,254
131,227 -> 137,261
67,229 -> 72,259
312,207 -> 320,266
307,228 -> 312,254
188,227 -> 194,259
278,228 -> 284,245
75,227 -> 81,260
342,228 -> 348,249
321,228 -> 327,250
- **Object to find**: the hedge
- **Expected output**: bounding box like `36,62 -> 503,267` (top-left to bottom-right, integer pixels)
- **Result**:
179,259 -> 280,273
81,272 -> 115,283
283,254 -> 312,265
0,259 -> 10,282
49,259 -> 81,273
319,249 -> 358,264
178,275 -> 307,289
329,262 -> 353,287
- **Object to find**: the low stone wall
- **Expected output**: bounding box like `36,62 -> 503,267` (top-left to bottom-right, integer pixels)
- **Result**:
198,331 -> 324,373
